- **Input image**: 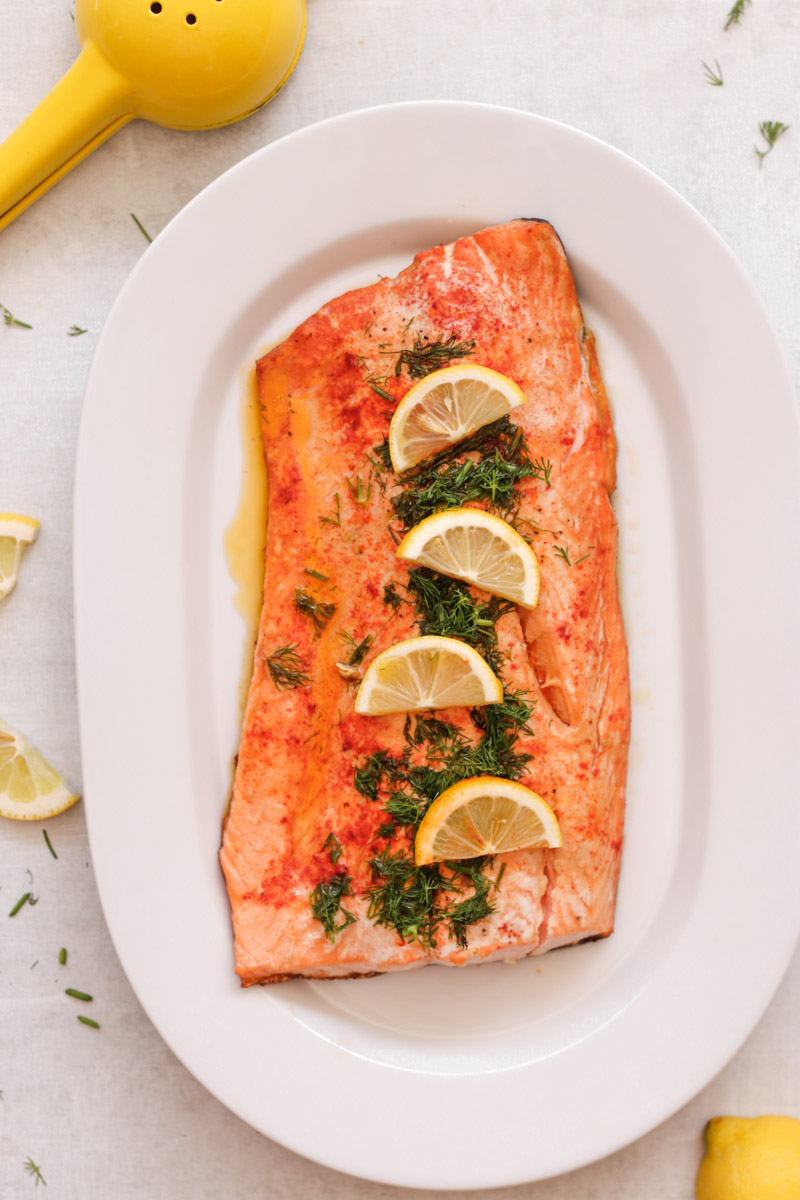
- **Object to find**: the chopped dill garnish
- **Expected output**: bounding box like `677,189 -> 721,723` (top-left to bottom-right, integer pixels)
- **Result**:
553,544 -> 572,565
67,325 -> 88,336
702,59 -> 724,86
370,382 -> 394,402
59,947 -> 67,965
77,1016 -> 100,1029
310,873 -> 357,942
755,121 -> 789,166
406,568 -> 513,674
724,0 -> 750,28
266,643 -> 310,690
304,567 -> 328,582
293,588 -> 336,634
574,546 -> 595,565
8,892 -> 37,917
65,988 -> 93,1002
322,832 -> 344,865
42,829 -> 57,859
319,493 -> 342,526
393,333 -> 476,379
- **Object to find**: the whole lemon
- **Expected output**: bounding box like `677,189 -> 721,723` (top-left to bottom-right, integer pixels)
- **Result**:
697,1116 -> 800,1200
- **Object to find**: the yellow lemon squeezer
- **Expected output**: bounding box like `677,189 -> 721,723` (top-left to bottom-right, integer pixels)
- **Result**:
0,0 -> 306,233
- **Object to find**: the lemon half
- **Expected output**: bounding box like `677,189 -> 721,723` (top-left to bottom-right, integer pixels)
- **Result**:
415,776 -> 562,865
388,364 -> 527,472
354,635 -> 503,716
397,508 -> 540,608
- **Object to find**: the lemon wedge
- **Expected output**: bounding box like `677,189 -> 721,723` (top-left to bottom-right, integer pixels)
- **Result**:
415,776 -> 562,865
354,635 -> 503,716
0,718 -> 80,821
388,364 -> 527,472
0,513 -> 40,602
396,508 -> 540,608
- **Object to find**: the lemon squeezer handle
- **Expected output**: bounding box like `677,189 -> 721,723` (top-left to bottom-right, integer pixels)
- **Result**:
0,41 -> 135,233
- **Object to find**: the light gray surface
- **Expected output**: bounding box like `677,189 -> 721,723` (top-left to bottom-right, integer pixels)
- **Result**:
1,1 -> 799,1196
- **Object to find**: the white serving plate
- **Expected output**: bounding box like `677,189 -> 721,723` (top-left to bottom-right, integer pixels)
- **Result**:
74,101 -> 800,1189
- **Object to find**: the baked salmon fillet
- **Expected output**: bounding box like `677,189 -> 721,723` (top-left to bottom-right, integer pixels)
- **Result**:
220,218 -> 630,985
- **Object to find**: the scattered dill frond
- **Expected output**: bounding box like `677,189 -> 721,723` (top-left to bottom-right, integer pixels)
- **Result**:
553,544 -> 572,565
755,121 -> 789,166
702,59 -> 724,86
310,873 -> 357,942
23,1157 -> 46,1186
304,567 -> 328,582
370,437 -> 393,472
77,1016 -> 100,1029
43,829 -> 57,859
574,547 -> 595,565
266,643 -> 310,690
724,0 -> 751,28
370,382 -> 394,402
67,325 -> 87,336
294,588 -> 336,634
59,947 -> 67,965
65,988 -> 93,1002
322,832 -> 344,865
319,493 -> 342,527
130,212 -> 152,243
339,630 -> 373,666
382,582 -> 405,613
1,304 -> 32,329
393,333 -> 476,379
345,474 -> 372,505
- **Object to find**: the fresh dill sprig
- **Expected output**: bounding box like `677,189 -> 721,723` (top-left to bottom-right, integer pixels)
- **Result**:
574,547 -> 595,565
310,873 -> 357,942
266,643 -> 310,690
294,588 -> 336,634
755,121 -> 789,166
553,544 -> 572,565
42,829 -> 57,859
724,0 -> 751,28
130,212 -> 153,243
1,304 -> 32,329
23,1157 -> 46,1187
67,325 -> 87,336
702,59 -> 724,86
393,333 -> 476,379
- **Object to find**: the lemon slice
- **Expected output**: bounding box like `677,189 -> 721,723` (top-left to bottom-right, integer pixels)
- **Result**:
388,364 -> 527,472
354,635 -> 503,715
415,776 -> 562,865
396,508 -> 540,608
0,513 -> 40,602
0,718 -> 80,821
